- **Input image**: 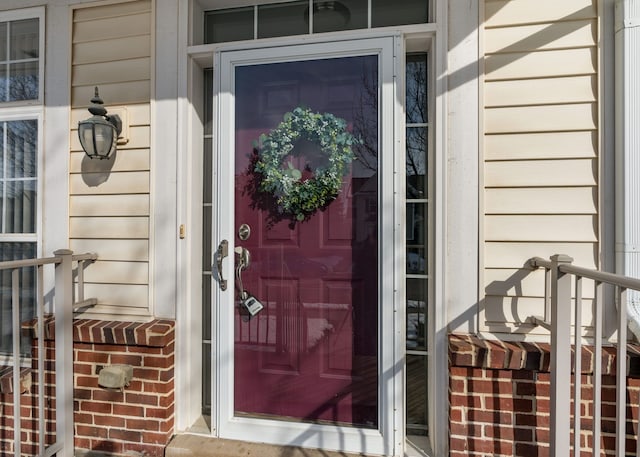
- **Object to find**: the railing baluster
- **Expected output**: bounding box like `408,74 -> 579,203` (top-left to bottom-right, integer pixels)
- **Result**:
12,268 -> 21,457
617,286 -> 628,457
574,275 -> 583,457
593,280 -> 603,457
37,264 -> 45,453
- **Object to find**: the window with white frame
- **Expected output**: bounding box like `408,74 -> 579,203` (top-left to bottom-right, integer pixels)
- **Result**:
0,8 -> 43,355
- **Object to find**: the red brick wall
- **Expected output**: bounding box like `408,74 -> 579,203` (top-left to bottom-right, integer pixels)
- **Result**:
0,343 -> 56,456
72,319 -> 175,457
449,334 -> 640,457
0,318 -> 175,457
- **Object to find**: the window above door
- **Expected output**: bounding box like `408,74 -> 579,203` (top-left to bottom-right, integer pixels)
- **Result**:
192,0 -> 431,45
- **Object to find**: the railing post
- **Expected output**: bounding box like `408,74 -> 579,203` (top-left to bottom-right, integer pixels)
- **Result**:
549,254 -> 573,457
54,249 -> 74,457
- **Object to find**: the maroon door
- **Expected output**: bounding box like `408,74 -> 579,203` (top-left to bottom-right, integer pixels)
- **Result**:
232,55 -> 379,427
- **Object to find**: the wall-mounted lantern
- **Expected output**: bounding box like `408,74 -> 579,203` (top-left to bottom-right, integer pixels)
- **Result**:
78,87 -> 122,160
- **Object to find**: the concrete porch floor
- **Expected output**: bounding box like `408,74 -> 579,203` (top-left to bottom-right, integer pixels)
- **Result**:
165,434 -> 381,457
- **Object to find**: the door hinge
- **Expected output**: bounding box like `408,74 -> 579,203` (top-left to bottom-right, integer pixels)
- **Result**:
179,224 -> 186,239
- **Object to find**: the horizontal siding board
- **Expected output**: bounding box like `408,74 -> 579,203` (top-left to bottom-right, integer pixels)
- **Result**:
484,241 -> 597,269
71,104 -> 150,126
485,20 -> 596,54
82,260 -> 148,285
69,216 -> 149,239
484,268 -> 595,298
70,239 -> 149,262
484,131 -> 598,161
70,149 -> 150,173
484,268 -> 545,297
73,35 -> 151,65
485,215 -> 598,242
485,159 -> 596,187
71,125 -> 150,151
485,187 -> 597,214
69,171 -> 150,195
82,283 -> 148,306
72,57 -> 150,87
74,0 -> 151,22
73,12 -> 151,43
70,194 -> 149,217
485,47 -> 596,81
484,296 -> 544,324
71,81 -> 150,107
485,0 -> 597,28
485,75 -> 596,107
484,295 -> 594,326
485,103 -> 597,133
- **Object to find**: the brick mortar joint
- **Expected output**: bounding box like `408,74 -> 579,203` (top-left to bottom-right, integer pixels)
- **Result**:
449,333 -> 640,376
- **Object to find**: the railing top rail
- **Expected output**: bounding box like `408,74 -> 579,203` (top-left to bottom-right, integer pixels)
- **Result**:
529,255 -> 640,292
0,252 -> 97,271
72,252 -> 98,262
0,256 -> 61,270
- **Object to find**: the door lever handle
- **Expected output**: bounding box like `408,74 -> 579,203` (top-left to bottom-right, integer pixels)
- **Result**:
215,240 -> 229,291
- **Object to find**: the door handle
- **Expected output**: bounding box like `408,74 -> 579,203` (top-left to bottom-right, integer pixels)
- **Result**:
234,246 -> 250,270
215,240 -> 229,291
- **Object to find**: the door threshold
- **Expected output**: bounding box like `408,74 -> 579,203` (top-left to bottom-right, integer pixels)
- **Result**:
165,434 -> 382,457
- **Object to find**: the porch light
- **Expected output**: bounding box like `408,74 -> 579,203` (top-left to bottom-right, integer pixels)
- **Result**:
78,87 -> 122,160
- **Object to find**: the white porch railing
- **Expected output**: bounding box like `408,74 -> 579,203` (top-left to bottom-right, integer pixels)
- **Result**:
0,250 -> 97,457
529,254 -> 640,457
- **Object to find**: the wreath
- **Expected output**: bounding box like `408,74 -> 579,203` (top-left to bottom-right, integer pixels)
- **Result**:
254,107 -> 360,221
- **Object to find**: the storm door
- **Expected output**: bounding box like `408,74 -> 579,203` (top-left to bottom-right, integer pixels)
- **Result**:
213,37 -> 399,455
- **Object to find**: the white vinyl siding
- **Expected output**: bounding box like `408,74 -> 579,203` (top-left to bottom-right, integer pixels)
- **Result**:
481,0 -> 599,335
69,0 -> 152,319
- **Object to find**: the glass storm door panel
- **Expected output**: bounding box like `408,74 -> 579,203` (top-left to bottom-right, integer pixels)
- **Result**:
215,38 -> 397,454
234,55 -> 378,425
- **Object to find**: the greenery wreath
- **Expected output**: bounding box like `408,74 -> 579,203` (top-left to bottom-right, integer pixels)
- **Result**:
254,107 -> 361,221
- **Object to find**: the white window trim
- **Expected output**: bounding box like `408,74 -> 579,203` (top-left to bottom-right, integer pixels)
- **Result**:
0,6 -> 45,107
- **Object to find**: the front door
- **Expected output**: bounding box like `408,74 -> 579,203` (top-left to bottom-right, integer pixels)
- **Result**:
214,37 -> 399,455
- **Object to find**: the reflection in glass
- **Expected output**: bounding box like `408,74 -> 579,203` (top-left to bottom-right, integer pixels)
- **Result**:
202,341 -> 211,415
407,246 -> 426,275
258,2 -> 308,39
372,0 -> 428,27
406,202 -> 426,245
0,23 -> 6,61
202,206 -> 212,271
406,354 -> 428,435
6,180 -> 36,233
0,242 -> 36,355
312,0 -> 367,33
0,64 -> 5,101
9,61 -> 38,101
406,54 -> 428,124
204,70 -> 213,136
406,278 -> 427,350
203,138 -> 212,204
204,7 -> 254,44
7,120 -> 37,178
9,19 -> 38,60
202,275 -> 212,340
234,55 -> 379,427
406,127 -> 427,199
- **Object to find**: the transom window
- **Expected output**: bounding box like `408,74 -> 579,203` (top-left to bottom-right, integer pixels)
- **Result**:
204,0 -> 430,43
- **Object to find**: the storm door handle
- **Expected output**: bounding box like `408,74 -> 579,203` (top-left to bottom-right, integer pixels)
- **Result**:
215,240 -> 229,291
